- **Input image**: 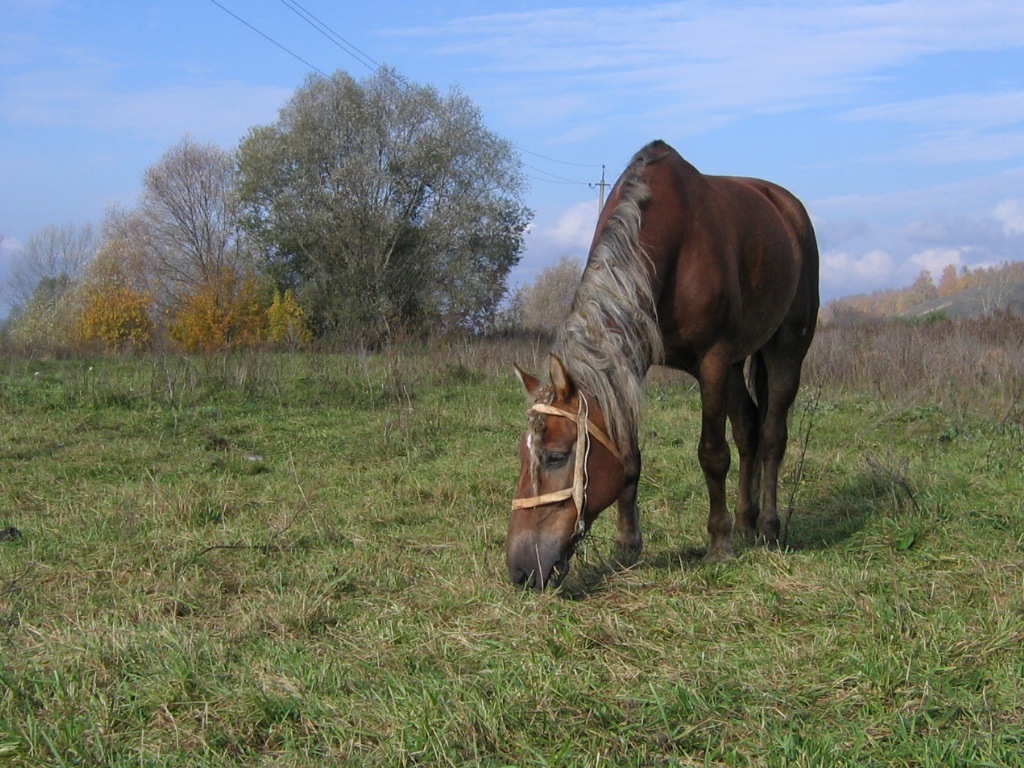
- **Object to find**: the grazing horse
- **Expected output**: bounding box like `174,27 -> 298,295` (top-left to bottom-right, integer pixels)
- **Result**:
508,140 -> 819,590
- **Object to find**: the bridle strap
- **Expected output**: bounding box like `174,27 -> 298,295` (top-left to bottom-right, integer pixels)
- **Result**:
525,402 -> 621,463
510,487 -> 575,509
510,395 -> 623,544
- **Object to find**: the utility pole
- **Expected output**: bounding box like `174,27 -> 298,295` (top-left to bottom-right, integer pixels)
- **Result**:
590,165 -> 607,215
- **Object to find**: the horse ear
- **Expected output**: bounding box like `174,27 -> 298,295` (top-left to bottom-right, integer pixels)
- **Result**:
548,354 -> 575,401
512,363 -> 541,396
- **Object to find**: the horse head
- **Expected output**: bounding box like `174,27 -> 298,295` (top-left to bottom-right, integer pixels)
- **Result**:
507,355 -> 626,590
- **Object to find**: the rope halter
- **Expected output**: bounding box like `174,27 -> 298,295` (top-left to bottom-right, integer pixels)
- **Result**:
511,393 -> 621,541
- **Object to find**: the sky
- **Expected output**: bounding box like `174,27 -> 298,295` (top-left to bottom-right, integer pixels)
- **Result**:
2,0 -> 1024,317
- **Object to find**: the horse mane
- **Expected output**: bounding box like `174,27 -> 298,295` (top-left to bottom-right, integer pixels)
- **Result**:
549,145 -> 665,457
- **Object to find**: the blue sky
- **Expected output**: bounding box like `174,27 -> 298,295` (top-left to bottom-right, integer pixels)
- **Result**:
2,0 -> 1023,314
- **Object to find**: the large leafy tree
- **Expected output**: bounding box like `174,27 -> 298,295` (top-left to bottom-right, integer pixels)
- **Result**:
236,68 -> 531,345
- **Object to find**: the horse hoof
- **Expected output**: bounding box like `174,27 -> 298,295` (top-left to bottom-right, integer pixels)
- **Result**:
704,544 -> 735,562
612,544 -> 643,569
757,518 -> 780,544
734,526 -> 757,545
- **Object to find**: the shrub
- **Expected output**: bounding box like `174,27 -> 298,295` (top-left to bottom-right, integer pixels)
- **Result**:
266,289 -> 312,350
168,268 -> 267,352
76,285 -> 153,351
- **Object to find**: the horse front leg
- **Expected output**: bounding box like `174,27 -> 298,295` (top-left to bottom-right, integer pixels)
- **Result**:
699,357 -> 733,561
612,477 -> 643,568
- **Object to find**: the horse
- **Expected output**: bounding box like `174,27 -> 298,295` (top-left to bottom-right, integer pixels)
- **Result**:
508,139 -> 819,590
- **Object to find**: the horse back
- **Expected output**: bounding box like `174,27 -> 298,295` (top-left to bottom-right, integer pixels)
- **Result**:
631,141 -> 818,367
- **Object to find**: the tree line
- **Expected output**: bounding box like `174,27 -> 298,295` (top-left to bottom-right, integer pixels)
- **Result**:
821,261 -> 1024,322
1,68 -> 531,355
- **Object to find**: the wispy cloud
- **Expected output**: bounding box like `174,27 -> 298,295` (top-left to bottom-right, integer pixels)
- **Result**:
0,20 -> 289,147
843,90 -> 1024,164
392,1 -> 1024,127
846,90 -> 1024,128
3,65 -> 289,145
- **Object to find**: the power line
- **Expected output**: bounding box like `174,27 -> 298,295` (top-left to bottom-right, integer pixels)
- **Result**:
206,0 -> 605,189
524,174 -> 590,187
516,144 -> 602,169
277,0 -> 380,75
207,0 -> 328,77
522,163 -> 590,186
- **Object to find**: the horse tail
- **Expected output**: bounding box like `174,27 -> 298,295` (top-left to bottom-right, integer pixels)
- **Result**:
746,350 -> 769,426
746,351 -> 769,506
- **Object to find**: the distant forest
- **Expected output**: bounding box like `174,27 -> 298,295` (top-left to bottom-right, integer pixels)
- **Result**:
821,260 -> 1024,323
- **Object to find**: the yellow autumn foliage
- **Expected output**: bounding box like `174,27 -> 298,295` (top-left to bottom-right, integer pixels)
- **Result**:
76,285 -> 153,350
71,236 -> 154,351
168,268 -> 267,353
266,289 -> 312,349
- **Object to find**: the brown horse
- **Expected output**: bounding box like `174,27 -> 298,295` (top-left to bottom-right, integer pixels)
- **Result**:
508,140 -> 819,589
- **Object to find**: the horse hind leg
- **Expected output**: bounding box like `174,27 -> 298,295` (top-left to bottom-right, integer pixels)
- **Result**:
755,352 -> 805,545
727,361 -> 761,537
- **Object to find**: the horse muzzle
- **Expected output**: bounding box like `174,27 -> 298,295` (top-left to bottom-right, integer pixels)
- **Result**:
506,525 -> 574,590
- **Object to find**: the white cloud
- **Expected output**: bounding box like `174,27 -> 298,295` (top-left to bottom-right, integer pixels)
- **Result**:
548,200 -> 599,251
821,248 -> 896,287
509,199 -> 598,289
993,198 -> 1024,235
519,200 -> 597,267
908,247 -> 967,275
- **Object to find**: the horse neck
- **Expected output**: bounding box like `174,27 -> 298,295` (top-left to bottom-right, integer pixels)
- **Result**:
552,283 -> 658,461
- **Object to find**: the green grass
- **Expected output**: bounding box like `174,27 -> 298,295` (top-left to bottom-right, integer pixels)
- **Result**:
1,342 -> 1022,766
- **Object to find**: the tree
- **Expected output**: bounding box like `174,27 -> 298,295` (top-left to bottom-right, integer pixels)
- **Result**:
137,136 -> 251,312
937,264 -> 959,297
513,256 -> 583,333
97,206 -> 157,297
266,289 -> 311,350
898,269 -> 937,312
236,68 -> 531,345
3,223 -> 97,354
74,238 -> 154,351
167,266 -> 266,352
978,261 -> 1019,315
6,277 -> 81,355
2,223 -> 96,312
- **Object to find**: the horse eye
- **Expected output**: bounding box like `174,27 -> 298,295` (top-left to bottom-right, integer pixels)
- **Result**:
542,450 -> 569,469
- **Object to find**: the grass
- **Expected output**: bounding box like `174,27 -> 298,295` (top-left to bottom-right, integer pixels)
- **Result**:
1,329 -> 1022,766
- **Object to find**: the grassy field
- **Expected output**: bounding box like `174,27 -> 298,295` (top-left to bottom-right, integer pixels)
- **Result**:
1,323 -> 1023,767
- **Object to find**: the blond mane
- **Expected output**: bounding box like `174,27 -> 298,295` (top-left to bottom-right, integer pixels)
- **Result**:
549,150 -> 664,457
